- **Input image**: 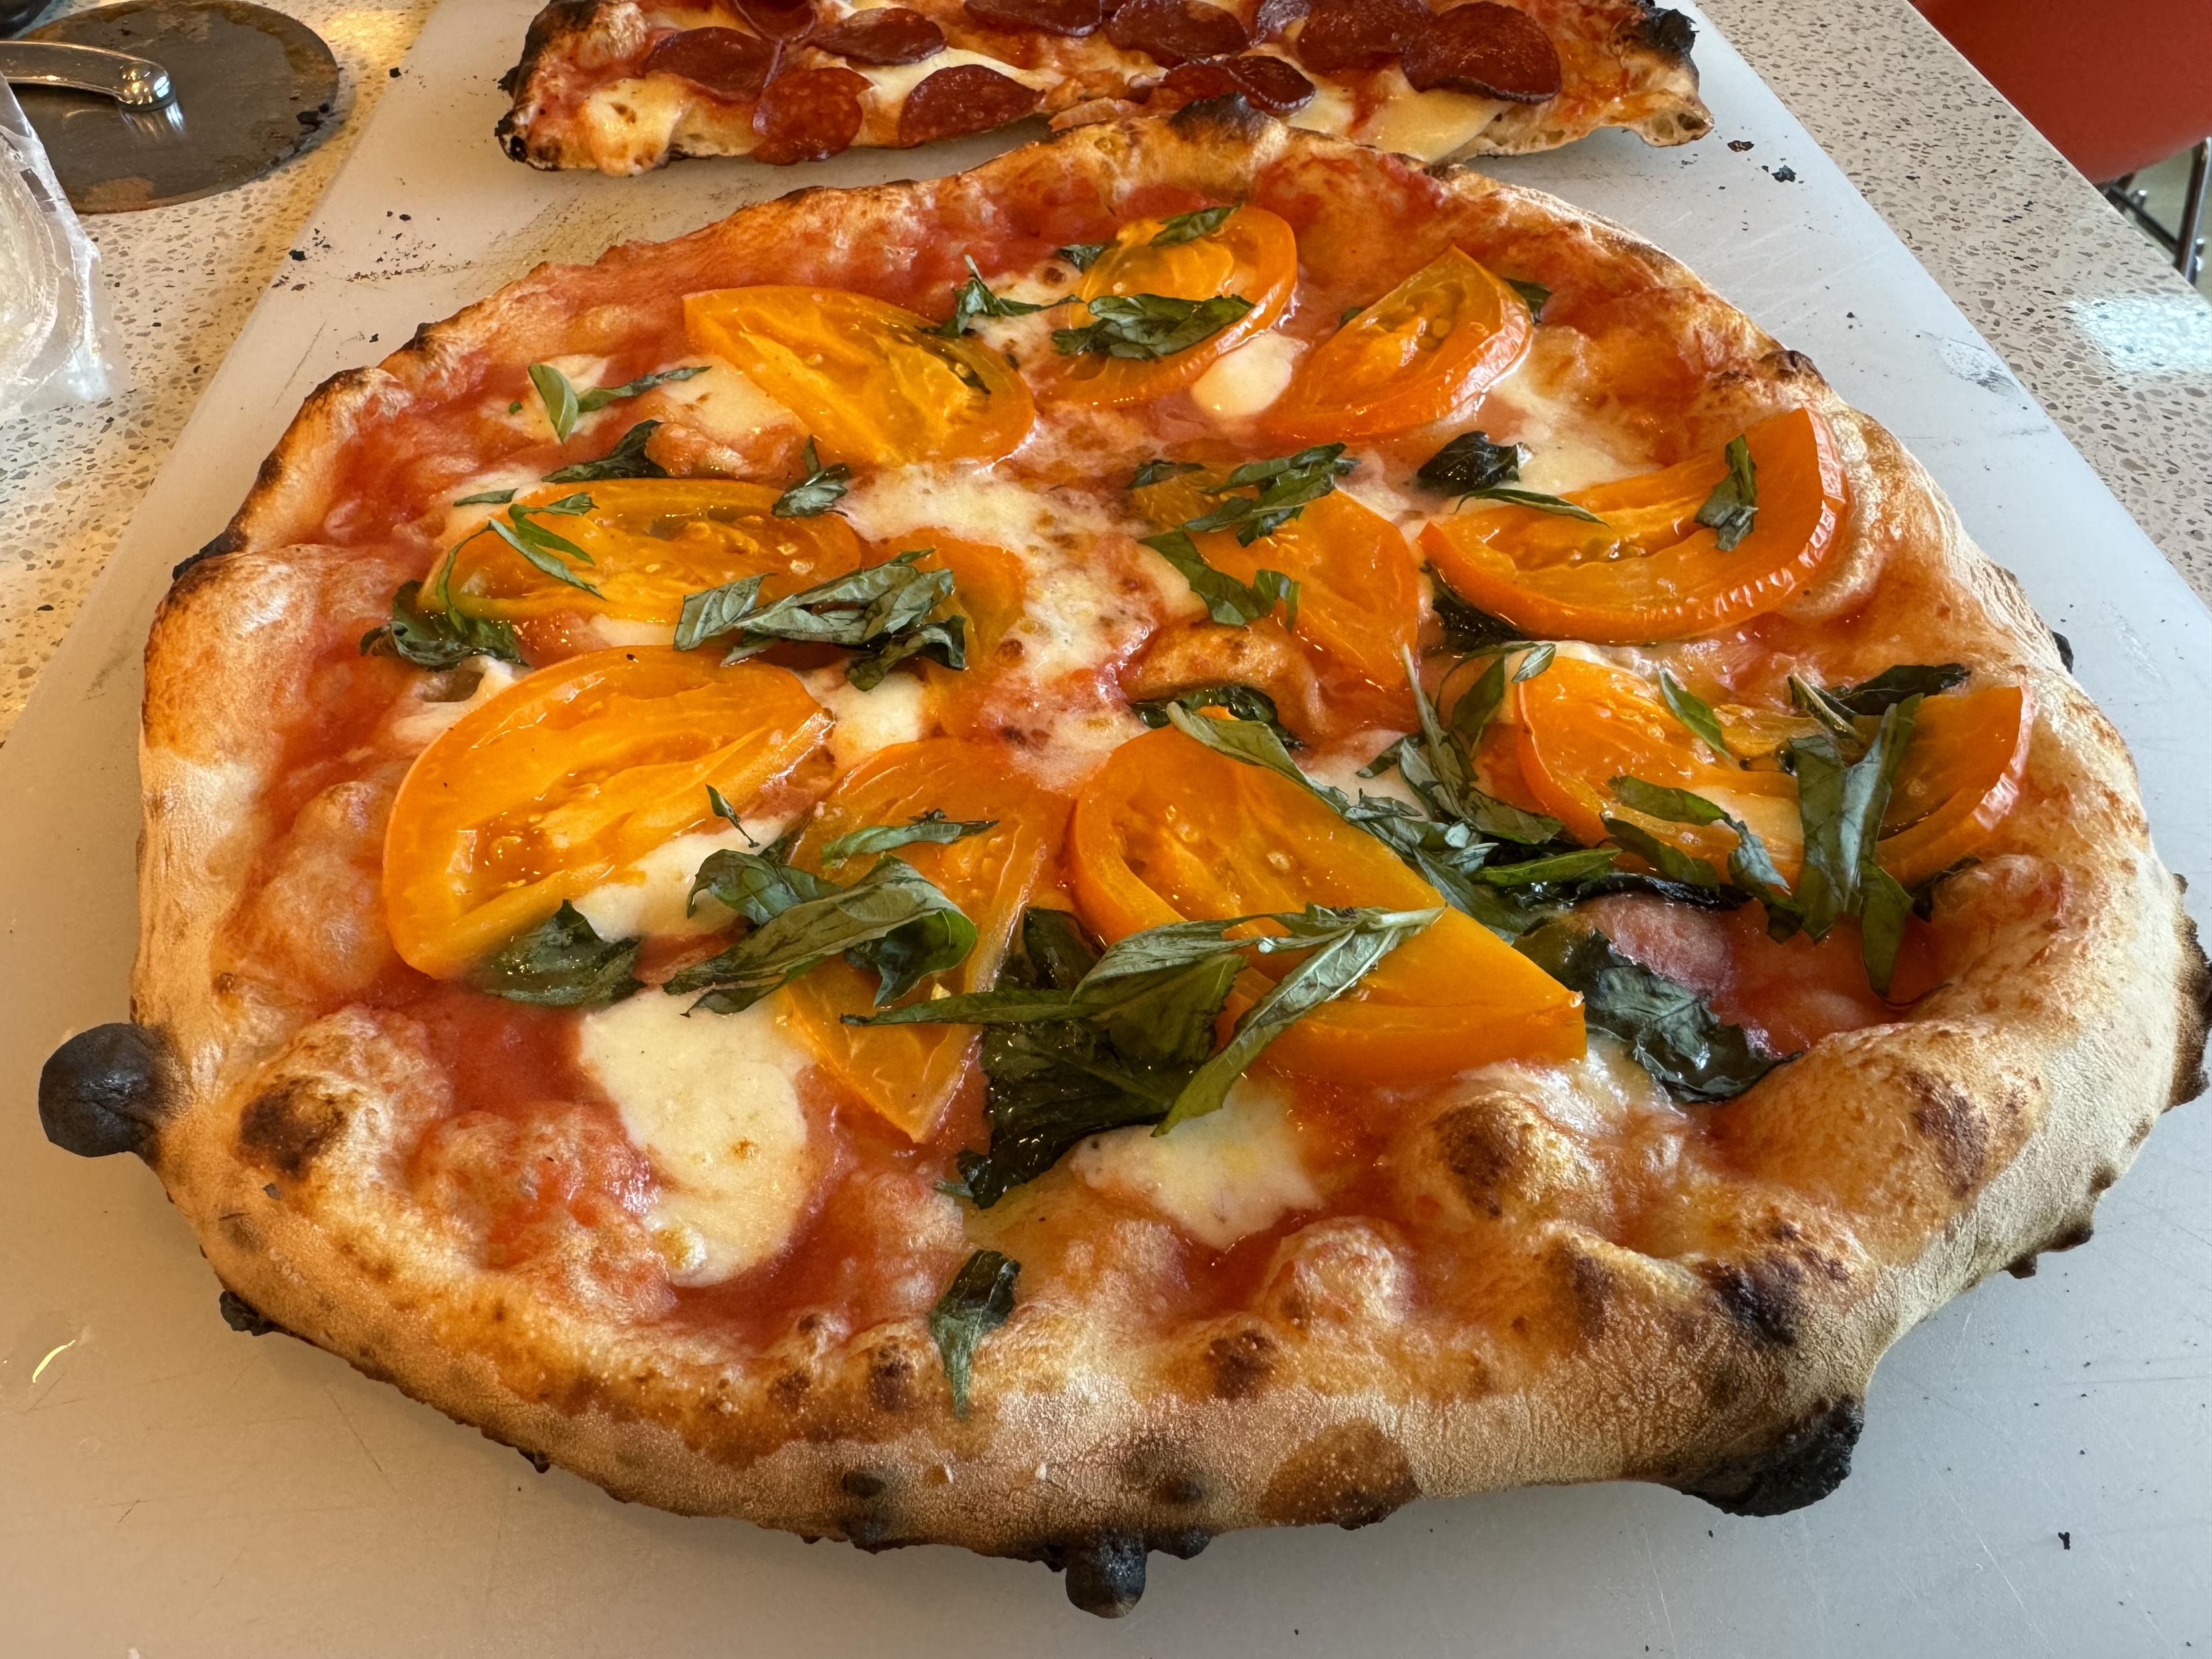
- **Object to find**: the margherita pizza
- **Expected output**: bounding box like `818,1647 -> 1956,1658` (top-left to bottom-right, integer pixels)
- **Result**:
498,0 -> 1708,172
43,111 -> 2207,1616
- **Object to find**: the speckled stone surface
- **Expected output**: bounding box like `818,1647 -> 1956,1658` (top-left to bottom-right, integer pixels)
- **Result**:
0,0 -> 2207,745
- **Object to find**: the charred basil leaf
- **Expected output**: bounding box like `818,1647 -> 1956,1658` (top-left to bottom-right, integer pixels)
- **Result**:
1052,293 -> 1254,361
1694,433 -> 1758,550
1416,430 -> 1526,497
1141,530 -> 1299,628
929,1249 -> 1020,1418
1825,663 -> 1969,715
773,438 -> 851,518
1516,921 -> 1782,1102
1428,570 -> 1531,653
1152,204 -> 1238,247
472,903 -> 641,1007
543,420 -> 668,484
361,579 -> 526,670
1132,682 -> 1301,748
820,810 -> 998,864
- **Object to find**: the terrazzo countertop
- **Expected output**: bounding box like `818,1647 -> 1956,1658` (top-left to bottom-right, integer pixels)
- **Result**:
1,0 -> 2208,746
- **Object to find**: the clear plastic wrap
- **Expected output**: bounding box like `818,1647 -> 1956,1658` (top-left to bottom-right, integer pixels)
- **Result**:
1,76 -> 128,424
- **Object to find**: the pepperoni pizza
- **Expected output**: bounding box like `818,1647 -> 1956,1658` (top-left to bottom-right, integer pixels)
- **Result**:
45,112 -> 2206,1616
498,0 -> 1708,172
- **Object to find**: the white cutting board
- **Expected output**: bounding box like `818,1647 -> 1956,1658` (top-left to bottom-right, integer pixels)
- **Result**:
5,3 -> 2211,1653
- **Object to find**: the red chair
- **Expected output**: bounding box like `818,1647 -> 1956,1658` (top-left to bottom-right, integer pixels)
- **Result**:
1913,0 -> 2212,281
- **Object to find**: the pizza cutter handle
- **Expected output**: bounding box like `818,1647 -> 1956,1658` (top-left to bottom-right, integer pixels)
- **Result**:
0,41 -> 174,108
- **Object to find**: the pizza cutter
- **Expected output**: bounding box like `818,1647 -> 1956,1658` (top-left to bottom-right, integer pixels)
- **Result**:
0,0 -> 339,213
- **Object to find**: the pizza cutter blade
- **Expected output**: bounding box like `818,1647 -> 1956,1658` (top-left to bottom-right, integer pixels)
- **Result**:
8,0 -> 339,213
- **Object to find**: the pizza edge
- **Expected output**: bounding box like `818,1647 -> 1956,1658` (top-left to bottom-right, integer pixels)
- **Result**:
110,112 -> 2209,1588
491,0 -> 1712,175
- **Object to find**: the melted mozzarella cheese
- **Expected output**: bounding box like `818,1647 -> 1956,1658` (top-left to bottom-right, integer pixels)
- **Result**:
1285,75 -> 1356,140
570,820 -> 791,943
1191,333 -> 1305,421
806,667 -> 930,768
651,359 -> 798,446
1355,84 -> 1507,164
1300,734 -> 1422,812
579,78 -> 699,173
387,659 -> 521,749
1072,1079 -> 1319,1249
579,992 -> 819,1285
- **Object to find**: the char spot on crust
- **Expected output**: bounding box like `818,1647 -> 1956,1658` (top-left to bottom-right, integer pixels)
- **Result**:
1700,1255 -> 1808,1348
1206,1326 -> 1276,1400
1674,1396 -> 1863,1517
2004,1253 -> 2040,1279
1259,1422 -> 1419,1529
217,1288 -> 282,1336
1639,3 -> 1695,58
39,1022 -> 178,1161
2047,1217 -> 2094,1253
236,1080 -> 344,1179
1432,1102 -> 1515,1216
840,1468 -> 889,1499
1907,1073 -> 1992,1198
771,1368 -> 812,1411
1060,1533 -> 1148,1618
867,1343 -> 917,1413
1566,1249 -> 1615,1339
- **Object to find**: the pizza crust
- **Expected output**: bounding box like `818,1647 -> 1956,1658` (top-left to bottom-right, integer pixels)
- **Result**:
84,110 -> 2208,1612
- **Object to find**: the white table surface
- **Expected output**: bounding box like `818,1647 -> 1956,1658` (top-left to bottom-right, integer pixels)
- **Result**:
4,3 -> 2211,1652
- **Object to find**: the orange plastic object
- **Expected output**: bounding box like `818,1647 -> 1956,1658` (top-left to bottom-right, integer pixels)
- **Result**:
684,286 -> 1034,466
784,740 -> 1071,1139
385,650 -> 829,979
1068,724 -> 1584,1082
1419,406 -> 1847,643
1267,247 -> 1534,441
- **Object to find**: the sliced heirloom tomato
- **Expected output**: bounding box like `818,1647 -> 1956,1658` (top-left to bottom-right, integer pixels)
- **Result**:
385,650 -> 830,980
1266,247 -> 1534,442
1513,657 -> 2033,889
1070,725 -> 1584,1082
433,481 -> 866,623
684,287 -> 1034,466
1513,656 -> 1805,874
908,535 -> 1031,734
1878,684 -> 2032,887
1420,407 -> 1848,643
1052,205 -> 1299,408
1133,466 -> 1422,692
784,740 -> 1072,1139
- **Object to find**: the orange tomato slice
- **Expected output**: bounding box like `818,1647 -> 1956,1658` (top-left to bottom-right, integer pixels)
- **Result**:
1420,406 -> 1848,643
1514,656 -> 1804,875
684,286 -> 1034,467
1050,206 -> 1299,408
783,740 -> 1071,1139
1134,468 -> 1422,691
1068,725 -> 1584,1083
1878,684 -> 2032,886
385,649 -> 830,979
432,480 -> 866,623
908,535 -> 1030,735
1266,247 -> 1534,442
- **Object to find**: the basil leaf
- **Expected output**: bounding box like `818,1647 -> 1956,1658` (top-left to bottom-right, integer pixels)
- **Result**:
577,365 -> 707,414
1825,663 -> 1969,715
1160,905 -> 1439,1131
1609,774 -> 1727,825
929,1249 -> 1019,1418
1185,444 -> 1354,544
1396,646 -> 1561,843
687,844 -> 840,923
666,855 -> 976,1014
453,488 -> 518,506
1052,293 -> 1254,361
673,575 -> 766,652
1505,277 -> 1551,320
1132,682 -> 1302,748
846,617 -> 969,691
1457,484 -> 1607,524
1020,907 -> 1099,990
1160,701 -> 1318,797
489,508 -> 601,595
1694,434 -> 1758,550
1659,669 -> 1734,761
773,438 -> 851,518
1339,303 -> 1364,328
1142,530 -> 1298,627
821,810 -> 998,864
1056,241 -> 1109,271
935,256 -> 1070,338
1428,570 -> 1531,653
1152,204 -> 1237,247
1475,846 -> 1619,887
528,362 -> 582,442
1860,865 -> 1914,998
1603,816 -> 1723,888
1604,777 -> 1798,928
471,903 -> 641,1008
703,784 -> 757,843
1132,458 -> 1203,488
1788,672 -> 1863,749
1517,922 -> 1782,1102
1789,696 -> 1919,941
543,420 -> 668,483
1417,431 -> 1525,496
361,579 -> 526,670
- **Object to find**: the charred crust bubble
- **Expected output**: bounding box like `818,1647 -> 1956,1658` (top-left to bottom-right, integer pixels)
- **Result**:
237,1080 -> 345,1179
1060,1533 -> 1148,1618
1638,3 -> 1696,60
218,1288 -> 281,1336
1701,1256 -> 1807,1348
1677,1396 -> 1863,1517
39,1022 -> 177,1159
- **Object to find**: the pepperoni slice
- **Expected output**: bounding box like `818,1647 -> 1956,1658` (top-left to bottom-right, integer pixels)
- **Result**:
1227,52 -> 1314,111
1403,1 -> 1561,100
1156,60 -> 1239,103
1292,0 -> 1428,73
808,6 -> 947,63
897,62 -> 1044,144
738,0 -> 818,39
1253,0 -> 1308,39
752,66 -> 869,163
1106,0 -> 1249,65
963,0 -> 1104,35
643,27 -> 777,100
